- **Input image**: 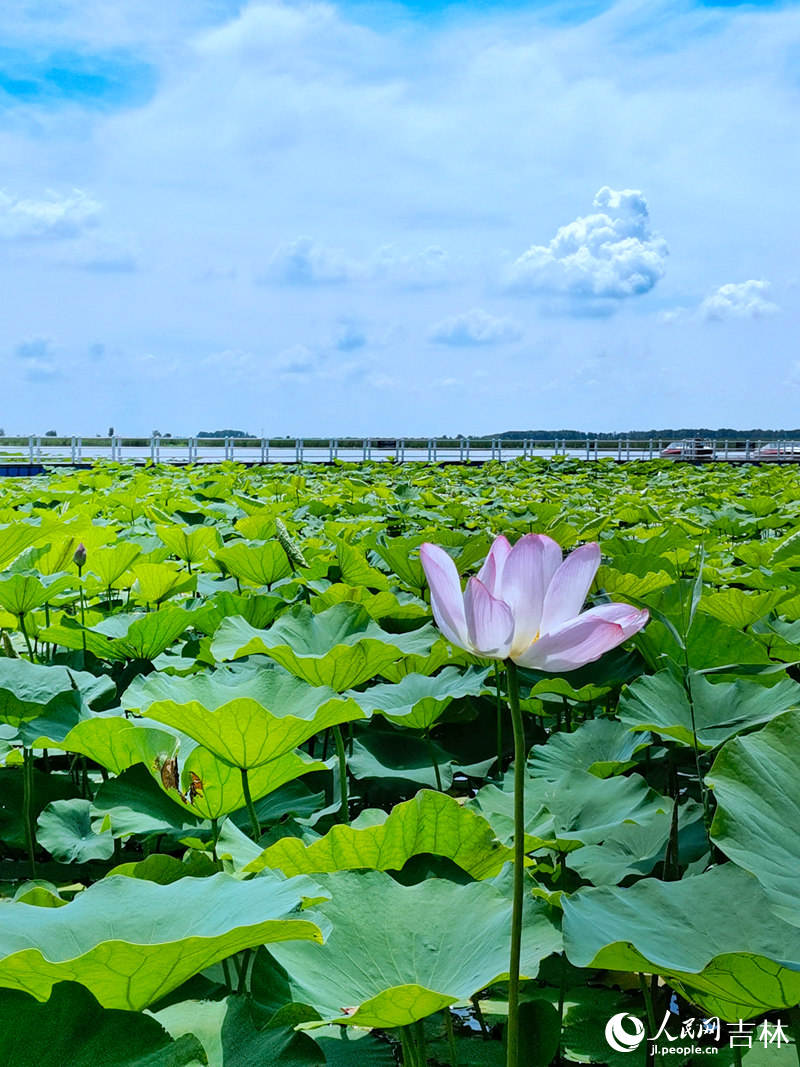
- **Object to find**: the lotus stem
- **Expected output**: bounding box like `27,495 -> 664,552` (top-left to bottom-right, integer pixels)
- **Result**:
240,767 -> 261,841
18,614 -> 35,662
495,662 -> 504,775
400,1026 -> 418,1067
414,1019 -> 427,1065
425,735 -> 443,791
444,1009 -> 458,1066
22,748 -> 36,876
504,658 -> 525,1067
332,725 -> 349,823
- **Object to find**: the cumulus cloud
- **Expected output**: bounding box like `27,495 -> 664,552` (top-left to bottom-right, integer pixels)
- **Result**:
700,280 -> 779,321
0,189 -> 101,240
429,308 -> 522,346
505,187 -> 667,303
262,237 -> 360,285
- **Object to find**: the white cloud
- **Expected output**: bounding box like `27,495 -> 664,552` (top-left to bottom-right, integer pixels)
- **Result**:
262,237 -> 360,285
505,187 -> 668,303
429,308 -> 522,346
700,280 -> 779,321
0,189 -> 101,240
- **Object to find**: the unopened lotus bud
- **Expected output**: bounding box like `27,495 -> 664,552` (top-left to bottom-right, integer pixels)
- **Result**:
73,543 -> 87,569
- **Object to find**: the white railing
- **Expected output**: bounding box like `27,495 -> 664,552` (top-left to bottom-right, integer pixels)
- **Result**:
1,436 -> 798,467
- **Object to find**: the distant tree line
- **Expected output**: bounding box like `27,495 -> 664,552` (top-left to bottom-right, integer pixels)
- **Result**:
495,429 -> 800,440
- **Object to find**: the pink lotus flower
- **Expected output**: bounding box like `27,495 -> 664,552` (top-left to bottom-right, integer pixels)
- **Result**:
420,534 -> 648,671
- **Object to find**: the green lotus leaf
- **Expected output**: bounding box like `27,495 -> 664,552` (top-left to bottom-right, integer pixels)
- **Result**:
214,540 -> 292,587
43,607 -> 194,662
107,852 -> 218,884
470,770 -> 670,853
38,717 -> 178,774
190,590 -> 287,636
594,565 -> 673,599
259,869 -> 560,1028
527,719 -> 649,780
85,542 -> 142,589
132,562 -> 196,606
618,670 -> 800,749
348,666 -> 490,730
0,520 -> 63,571
372,535 -> 426,592
0,982 -> 207,1067
335,540 -> 389,591
246,789 -> 513,879
707,711 -> 800,923
157,524 -> 222,566
124,663 -> 365,769
211,603 -> 436,690
310,584 -> 427,623
697,588 -> 787,629
0,658 -> 109,729
0,870 -> 330,1010
562,863 -> 800,1019
37,798 -> 115,863
164,747 -> 328,822
0,573 -> 74,616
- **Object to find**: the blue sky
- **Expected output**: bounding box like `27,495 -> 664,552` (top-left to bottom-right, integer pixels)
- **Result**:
0,0 -> 798,435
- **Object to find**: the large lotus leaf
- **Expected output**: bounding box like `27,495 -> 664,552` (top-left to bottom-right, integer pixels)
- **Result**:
214,540 -> 292,587
246,789 -> 513,879
562,863 -> 800,1019
0,573 -> 74,616
157,746 -> 328,822
0,658 -> 105,728
0,870 -> 329,1010
0,982 -> 206,1067
707,712 -> 800,924
132,562 -> 196,605
86,542 -> 142,589
638,612 -> 773,670
260,870 -> 561,1028
372,535 -> 426,592
697,588 -> 786,629
36,717 -> 178,774
470,770 -> 670,853
124,663 -> 365,769
190,591 -> 286,637
594,565 -> 673,599
335,540 -> 390,591
311,584 -> 427,623
211,603 -> 436,690
348,666 -> 490,730
157,524 -> 222,565
618,670 -> 800,749
37,798 -> 115,862
43,607 -> 194,662
527,719 -> 649,780
378,638 -> 471,683
154,995 -> 327,1067
0,520 -> 63,571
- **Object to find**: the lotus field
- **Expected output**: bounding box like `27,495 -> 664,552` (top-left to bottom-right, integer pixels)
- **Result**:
2,458 -> 800,1067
